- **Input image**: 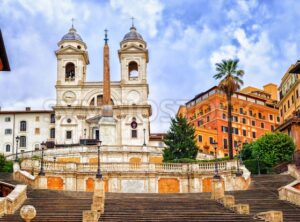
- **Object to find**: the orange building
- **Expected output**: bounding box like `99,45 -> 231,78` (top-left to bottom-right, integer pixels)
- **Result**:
178,84 -> 279,157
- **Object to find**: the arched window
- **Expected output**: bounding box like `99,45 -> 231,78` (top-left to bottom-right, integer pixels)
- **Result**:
20,121 -> 27,131
128,61 -> 139,79
65,62 -> 75,80
5,144 -> 10,152
89,95 -> 114,107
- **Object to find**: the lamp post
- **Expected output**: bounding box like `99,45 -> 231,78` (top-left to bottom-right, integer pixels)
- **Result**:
96,140 -> 102,179
143,128 -> 146,146
212,141 -> 220,179
15,136 -> 20,162
256,153 -> 261,176
235,140 -> 242,176
84,128 -> 87,146
39,142 -> 46,176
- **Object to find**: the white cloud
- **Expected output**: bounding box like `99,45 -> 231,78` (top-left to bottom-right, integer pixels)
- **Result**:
110,0 -> 163,37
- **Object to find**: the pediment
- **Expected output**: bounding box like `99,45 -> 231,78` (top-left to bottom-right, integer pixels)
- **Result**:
120,45 -> 147,53
55,45 -> 84,55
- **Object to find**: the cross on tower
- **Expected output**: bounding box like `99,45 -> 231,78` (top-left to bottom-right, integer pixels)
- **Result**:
104,29 -> 109,44
130,17 -> 135,27
71,18 -> 75,28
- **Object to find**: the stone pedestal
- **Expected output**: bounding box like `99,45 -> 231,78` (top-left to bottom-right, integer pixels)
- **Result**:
222,195 -> 235,208
211,179 -> 224,200
99,112 -> 117,146
235,204 -> 250,215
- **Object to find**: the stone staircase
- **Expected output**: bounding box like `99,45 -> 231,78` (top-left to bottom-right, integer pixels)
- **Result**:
0,172 -> 19,185
0,189 -> 93,222
227,175 -> 300,222
99,193 -> 257,222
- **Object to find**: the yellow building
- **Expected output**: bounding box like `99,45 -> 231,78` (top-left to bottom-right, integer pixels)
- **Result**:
276,61 -> 300,157
277,65 -> 300,122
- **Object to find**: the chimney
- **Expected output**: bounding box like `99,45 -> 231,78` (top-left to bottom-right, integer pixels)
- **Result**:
25,107 -> 31,111
102,29 -> 111,106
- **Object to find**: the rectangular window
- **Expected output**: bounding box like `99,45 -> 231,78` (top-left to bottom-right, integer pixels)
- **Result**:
197,120 -> 203,126
131,129 -> 137,138
20,136 -> 26,148
243,129 -> 247,137
258,112 -> 262,119
261,123 -> 264,128
4,129 -> 12,135
20,121 -> 27,131
252,120 -> 256,126
222,113 -> 226,120
4,117 -> 11,122
277,116 -> 280,122
252,131 -> 256,139
284,105 -> 286,113
50,114 -> 55,123
35,116 -> 40,122
223,139 -> 228,149
35,128 -> 40,135
269,114 -> 273,121
5,145 -> 10,152
242,118 -> 246,124
66,131 -> 72,139
296,89 -> 299,99
221,126 -> 228,132
198,135 -> 202,142
209,137 -> 214,144
234,140 -> 238,148
249,110 -> 253,116
271,125 -> 275,131
206,116 -> 210,122
280,109 -> 283,117
288,100 -> 290,108
50,128 -> 55,139
233,116 -> 238,122
239,108 -> 243,114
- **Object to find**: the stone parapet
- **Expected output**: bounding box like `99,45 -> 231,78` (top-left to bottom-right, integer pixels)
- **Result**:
278,179 -> 300,206
255,211 -> 283,222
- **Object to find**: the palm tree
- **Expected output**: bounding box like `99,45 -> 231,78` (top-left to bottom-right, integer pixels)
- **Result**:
214,59 -> 244,159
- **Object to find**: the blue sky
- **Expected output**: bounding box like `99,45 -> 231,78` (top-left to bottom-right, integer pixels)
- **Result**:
0,0 -> 300,133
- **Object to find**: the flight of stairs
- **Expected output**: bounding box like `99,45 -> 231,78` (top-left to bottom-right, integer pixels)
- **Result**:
0,172 -> 19,185
0,187 -> 92,222
227,175 -> 300,222
99,193 -> 257,222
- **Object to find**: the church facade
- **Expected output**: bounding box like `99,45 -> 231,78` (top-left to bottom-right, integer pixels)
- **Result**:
0,25 -> 164,155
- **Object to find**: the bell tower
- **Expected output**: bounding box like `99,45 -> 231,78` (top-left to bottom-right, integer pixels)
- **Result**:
55,24 -> 89,86
118,25 -> 149,85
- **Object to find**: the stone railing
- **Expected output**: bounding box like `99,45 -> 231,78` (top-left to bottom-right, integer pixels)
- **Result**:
255,211 -> 283,222
21,159 -> 239,174
278,180 -> 300,206
13,170 -> 38,188
6,145 -> 163,160
0,184 -> 27,216
288,164 -> 300,179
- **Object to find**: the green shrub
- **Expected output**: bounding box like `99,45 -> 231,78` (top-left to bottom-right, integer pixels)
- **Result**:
3,161 -> 13,173
0,154 -> 6,171
243,159 -> 272,174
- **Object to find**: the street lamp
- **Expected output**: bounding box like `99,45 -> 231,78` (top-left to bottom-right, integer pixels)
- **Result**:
39,142 -> 46,176
143,128 -> 146,146
212,140 -> 220,179
96,140 -> 102,179
235,140 -> 242,176
15,136 -> 20,162
256,153 -> 261,176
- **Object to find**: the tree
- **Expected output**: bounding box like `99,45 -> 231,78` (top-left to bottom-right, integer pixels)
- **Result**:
163,116 -> 198,162
213,59 -> 244,159
252,132 -> 295,166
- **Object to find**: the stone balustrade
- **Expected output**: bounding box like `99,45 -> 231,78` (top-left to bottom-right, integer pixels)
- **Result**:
0,184 -> 27,216
6,145 -> 163,160
255,211 -> 283,222
278,179 -> 300,206
21,159 -> 239,174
